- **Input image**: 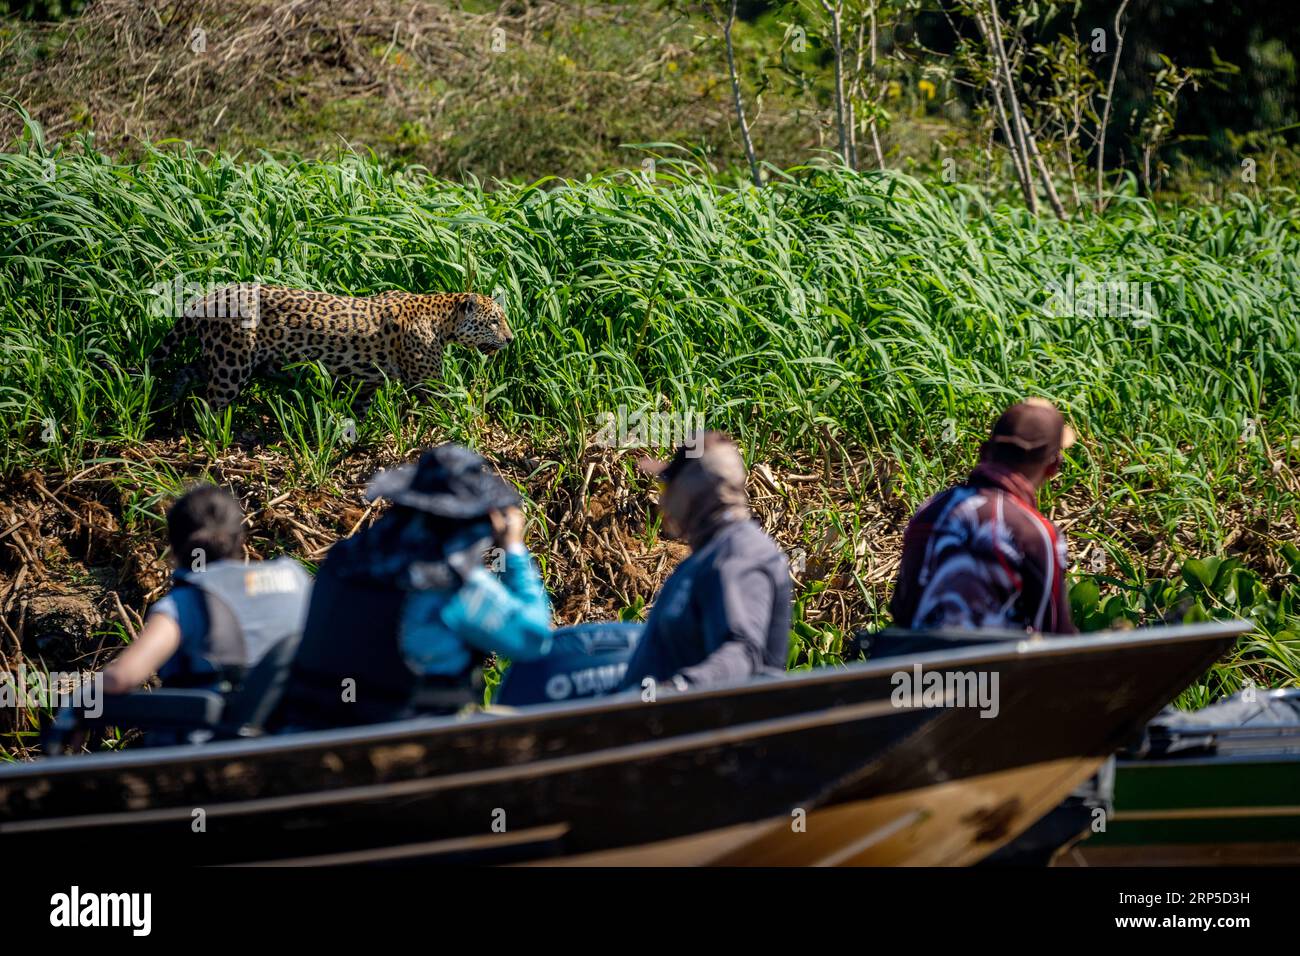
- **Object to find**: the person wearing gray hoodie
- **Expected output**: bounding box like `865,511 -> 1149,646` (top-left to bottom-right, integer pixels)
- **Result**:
619,432 -> 792,693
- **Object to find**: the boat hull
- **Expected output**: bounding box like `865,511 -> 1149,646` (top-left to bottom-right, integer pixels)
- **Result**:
0,622 -> 1246,866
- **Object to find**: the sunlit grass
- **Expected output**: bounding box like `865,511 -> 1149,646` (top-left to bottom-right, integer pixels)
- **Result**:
1,127 -> 1298,693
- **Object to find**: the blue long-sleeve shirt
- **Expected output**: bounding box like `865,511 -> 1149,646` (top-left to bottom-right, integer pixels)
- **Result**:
399,544 -> 553,676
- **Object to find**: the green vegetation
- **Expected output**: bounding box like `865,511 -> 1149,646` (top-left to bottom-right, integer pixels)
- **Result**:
6,0 -> 1298,205
1070,552 -> 1300,707
4,131 -> 1297,519
0,0 -> 1296,770
1,120 -> 1298,716
0,0 -> 797,183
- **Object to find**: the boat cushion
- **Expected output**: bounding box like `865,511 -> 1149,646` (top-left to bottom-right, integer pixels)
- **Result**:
93,689 -> 226,730
1144,689 -> 1300,757
496,622 -> 643,706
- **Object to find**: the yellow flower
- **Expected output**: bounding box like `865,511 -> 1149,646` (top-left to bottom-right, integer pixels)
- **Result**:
918,79 -> 936,100
557,54 -> 575,70
887,80 -> 901,99
667,60 -> 678,73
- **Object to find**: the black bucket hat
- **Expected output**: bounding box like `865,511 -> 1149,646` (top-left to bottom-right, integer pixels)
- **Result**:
365,444 -> 520,520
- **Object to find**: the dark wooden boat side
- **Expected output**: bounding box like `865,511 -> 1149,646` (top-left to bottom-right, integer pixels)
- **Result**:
0,621 -> 1248,865
709,620 -> 1248,865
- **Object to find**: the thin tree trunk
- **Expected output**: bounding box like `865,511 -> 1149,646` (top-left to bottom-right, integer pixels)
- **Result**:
988,67 -> 1036,211
974,11 -> 1032,194
973,10 -> 1035,211
1065,131 -> 1081,210
1095,0 -> 1131,212
821,0 -> 853,167
866,2 -> 884,168
850,13 -> 866,167
847,98 -> 859,169
844,10 -> 869,168
868,116 -> 885,170
847,13 -> 860,173
721,0 -> 762,187
984,1 -> 1067,219
1017,105 -> 1068,219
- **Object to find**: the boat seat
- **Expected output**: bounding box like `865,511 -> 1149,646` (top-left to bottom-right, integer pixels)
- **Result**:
850,626 -> 1042,660
41,688 -> 227,754
41,632 -> 302,754
214,628 -> 304,738
96,688 -> 227,730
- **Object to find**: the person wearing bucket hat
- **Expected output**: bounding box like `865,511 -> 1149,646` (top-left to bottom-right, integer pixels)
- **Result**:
618,432 -> 792,694
890,398 -> 1078,635
274,444 -> 552,729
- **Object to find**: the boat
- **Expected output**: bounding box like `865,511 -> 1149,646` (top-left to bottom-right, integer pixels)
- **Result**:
1058,687 -> 1300,866
0,620 -> 1248,866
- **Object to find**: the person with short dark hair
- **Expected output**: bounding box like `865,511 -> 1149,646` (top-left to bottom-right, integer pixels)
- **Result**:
619,432 -> 792,693
100,484 -> 312,694
275,444 -> 553,729
890,399 -> 1078,634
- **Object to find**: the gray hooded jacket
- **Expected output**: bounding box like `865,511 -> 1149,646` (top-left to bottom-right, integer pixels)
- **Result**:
620,441 -> 791,690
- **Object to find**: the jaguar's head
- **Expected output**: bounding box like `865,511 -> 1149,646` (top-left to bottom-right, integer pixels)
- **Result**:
452,293 -> 514,354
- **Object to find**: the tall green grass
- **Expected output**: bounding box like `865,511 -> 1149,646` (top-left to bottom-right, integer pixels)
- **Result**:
1,132 -> 1298,557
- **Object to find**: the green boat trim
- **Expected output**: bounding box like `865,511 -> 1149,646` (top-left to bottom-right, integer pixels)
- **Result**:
1064,692 -> 1300,865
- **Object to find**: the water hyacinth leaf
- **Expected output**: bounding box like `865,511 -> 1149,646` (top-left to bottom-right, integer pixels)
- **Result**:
1102,594 -> 1137,625
1069,579 -> 1101,619
1181,557 -> 1220,592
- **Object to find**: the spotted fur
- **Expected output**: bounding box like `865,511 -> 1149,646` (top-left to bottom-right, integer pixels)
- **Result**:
150,285 -> 513,411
